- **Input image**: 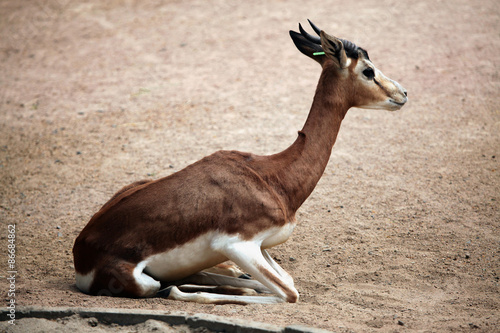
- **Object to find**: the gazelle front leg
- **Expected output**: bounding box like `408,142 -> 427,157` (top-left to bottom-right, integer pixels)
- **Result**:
261,249 -> 294,286
215,240 -> 299,303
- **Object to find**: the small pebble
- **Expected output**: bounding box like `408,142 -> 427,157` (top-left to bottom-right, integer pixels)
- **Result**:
87,318 -> 98,327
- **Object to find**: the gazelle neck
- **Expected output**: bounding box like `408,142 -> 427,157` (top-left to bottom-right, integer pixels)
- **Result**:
301,67 -> 350,151
265,66 -> 350,216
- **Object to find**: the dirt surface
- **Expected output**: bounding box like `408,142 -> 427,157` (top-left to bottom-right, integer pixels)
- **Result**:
0,0 -> 499,332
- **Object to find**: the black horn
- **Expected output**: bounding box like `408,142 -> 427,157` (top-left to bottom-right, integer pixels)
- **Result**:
299,23 -> 321,44
308,19 -> 322,36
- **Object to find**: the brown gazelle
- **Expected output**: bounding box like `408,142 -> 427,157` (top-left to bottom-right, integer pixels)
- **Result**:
73,21 -> 407,304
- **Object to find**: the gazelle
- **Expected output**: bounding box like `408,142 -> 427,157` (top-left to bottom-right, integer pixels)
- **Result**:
73,21 -> 407,304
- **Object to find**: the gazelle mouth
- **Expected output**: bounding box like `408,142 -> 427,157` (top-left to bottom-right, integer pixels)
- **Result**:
389,99 -> 406,106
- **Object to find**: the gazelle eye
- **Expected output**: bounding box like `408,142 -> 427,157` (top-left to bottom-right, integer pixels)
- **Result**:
362,68 -> 375,79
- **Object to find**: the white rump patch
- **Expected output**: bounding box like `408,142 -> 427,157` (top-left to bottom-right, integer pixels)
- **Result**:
75,270 -> 95,294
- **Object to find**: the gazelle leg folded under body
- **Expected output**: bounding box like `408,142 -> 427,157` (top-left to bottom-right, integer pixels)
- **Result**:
161,285 -> 283,304
164,271 -> 271,293
203,262 -> 251,279
261,249 -> 294,285
158,242 -> 298,304
216,241 -> 299,303
175,284 -> 258,295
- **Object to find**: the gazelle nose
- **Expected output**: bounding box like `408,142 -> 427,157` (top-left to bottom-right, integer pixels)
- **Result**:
404,90 -> 408,97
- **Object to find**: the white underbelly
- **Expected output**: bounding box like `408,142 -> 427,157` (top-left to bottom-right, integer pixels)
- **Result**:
143,221 -> 296,281
144,231 -> 226,281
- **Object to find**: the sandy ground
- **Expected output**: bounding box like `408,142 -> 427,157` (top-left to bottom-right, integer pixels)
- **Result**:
0,0 -> 499,332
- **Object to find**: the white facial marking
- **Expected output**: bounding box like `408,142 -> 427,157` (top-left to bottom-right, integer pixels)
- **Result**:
354,58 -> 407,111
344,57 -> 352,68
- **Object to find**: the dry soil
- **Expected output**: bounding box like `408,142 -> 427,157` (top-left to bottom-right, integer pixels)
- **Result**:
0,0 -> 499,332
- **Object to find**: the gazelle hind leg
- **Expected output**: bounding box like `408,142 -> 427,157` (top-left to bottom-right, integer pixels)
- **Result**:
168,271 -> 271,293
175,284 -> 258,296
133,261 -> 161,297
86,261 -> 160,297
161,286 -> 283,305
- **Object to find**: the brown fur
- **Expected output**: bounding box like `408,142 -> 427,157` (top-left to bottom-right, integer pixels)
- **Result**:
73,27 -> 406,300
90,259 -> 141,297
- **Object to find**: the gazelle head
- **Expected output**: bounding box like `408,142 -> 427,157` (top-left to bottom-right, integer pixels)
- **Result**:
290,20 -> 407,111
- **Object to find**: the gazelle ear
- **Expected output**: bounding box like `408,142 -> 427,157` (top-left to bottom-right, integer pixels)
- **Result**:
320,31 -> 348,69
